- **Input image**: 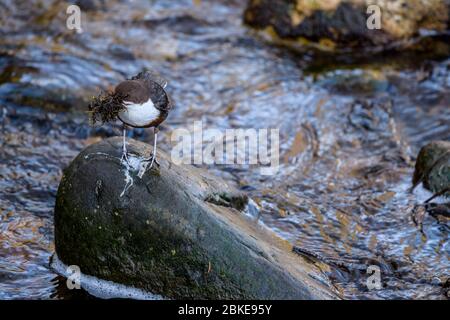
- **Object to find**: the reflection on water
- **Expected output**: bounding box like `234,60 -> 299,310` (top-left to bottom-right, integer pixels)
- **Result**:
0,0 -> 449,299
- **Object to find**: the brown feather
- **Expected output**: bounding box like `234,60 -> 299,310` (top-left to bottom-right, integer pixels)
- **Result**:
114,80 -> 150,104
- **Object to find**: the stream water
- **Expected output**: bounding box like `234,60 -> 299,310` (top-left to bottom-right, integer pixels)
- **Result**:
0,0 -> 449,299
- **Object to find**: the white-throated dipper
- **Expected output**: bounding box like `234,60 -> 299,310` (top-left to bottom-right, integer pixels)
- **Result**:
89,70 -> 172,172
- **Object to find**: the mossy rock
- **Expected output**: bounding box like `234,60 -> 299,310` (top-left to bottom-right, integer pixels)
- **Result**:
244,0 -> 449,50
413,141 -> 450,197
54,137 -> 337,299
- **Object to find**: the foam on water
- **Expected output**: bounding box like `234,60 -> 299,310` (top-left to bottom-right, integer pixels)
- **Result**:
413,183 -> 448,204
50,253 -> 164,300
243,198 -> 260,220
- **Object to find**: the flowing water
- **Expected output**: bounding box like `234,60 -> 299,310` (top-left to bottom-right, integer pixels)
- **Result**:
0,0 -> 449,299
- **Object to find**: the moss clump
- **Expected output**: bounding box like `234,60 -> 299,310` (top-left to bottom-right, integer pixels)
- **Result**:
88,91 -> 127,125
205,192 -> 248,211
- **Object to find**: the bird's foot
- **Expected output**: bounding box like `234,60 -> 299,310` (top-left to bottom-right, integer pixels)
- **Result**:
142,153 -> 160,167
120,151 -> 132,166
138,153 -> 159,178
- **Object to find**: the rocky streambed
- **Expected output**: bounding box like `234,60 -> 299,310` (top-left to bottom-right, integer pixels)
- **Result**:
0,0 -> 449,299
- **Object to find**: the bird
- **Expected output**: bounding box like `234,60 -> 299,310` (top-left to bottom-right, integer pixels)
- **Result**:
89,70 -> 172,173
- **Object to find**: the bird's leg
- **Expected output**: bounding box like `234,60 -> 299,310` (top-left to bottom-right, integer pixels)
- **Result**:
150,128 -> 158,168
120,124 -> 131,165
142,127 -> 160,169
149,126 -> 160,168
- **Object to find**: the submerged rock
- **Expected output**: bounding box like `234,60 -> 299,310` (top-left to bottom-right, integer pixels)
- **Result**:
54,137 -> 337,299
413,141 -> 450,197
244,0 -> 449,50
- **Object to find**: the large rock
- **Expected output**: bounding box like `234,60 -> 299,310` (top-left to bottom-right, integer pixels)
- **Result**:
413,141 -> 450,197
54,137 -> 338,299
244,0 -> 449,50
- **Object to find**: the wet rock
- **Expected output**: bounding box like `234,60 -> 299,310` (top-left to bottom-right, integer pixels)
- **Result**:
443,278 -> 450,299
75,0 -> 106,11
319,70 -> 389,95
426,203 -> 450,219
244,0 -> 449,50
54,137 -> 337,299
413,141 -> 450,197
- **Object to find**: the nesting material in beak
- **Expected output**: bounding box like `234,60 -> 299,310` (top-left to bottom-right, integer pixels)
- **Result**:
88,91 -> 128,125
